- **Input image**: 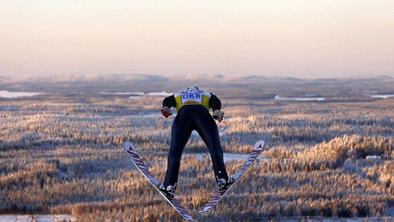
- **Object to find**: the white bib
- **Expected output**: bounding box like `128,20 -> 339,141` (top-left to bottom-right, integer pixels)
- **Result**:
181,91 -> 203,104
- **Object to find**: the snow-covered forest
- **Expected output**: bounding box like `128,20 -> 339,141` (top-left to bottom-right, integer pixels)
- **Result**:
0,76 -> 393,221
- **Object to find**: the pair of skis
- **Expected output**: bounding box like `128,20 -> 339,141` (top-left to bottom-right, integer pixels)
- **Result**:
124,140 -> 266,221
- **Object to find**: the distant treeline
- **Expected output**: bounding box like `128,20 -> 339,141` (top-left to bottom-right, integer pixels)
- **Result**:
0,92 -> 393,221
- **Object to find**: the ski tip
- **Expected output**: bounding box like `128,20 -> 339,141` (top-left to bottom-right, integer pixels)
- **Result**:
254,140 -> 266,150
123,141 -> 134,151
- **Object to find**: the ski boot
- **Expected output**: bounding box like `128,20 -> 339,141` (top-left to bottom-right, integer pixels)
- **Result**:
158,183 -> 176,200
217,177 -> 235,192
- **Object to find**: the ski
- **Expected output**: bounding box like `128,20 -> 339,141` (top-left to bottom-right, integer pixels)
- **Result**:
124,141 -> 194,221
199,140 -> 266,214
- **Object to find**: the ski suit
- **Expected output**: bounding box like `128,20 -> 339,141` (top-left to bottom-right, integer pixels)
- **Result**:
162,87 -> 229,188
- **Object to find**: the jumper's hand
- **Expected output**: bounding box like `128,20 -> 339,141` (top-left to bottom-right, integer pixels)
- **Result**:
161,106 -> 172,118
213,110 -> 224,122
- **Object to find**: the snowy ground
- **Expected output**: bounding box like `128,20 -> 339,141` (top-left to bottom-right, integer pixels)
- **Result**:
0,215 -> 394,222
0,215 -> 392,222
0,215 -> 73,222
0,90 -> 42,98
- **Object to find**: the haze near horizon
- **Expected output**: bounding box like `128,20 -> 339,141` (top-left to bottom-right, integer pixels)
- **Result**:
1,0 -> 393,79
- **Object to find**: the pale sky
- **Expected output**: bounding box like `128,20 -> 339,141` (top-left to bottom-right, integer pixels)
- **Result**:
1,0 -> 393,79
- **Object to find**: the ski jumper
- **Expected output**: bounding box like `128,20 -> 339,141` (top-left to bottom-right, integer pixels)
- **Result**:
162,87 -> 229,188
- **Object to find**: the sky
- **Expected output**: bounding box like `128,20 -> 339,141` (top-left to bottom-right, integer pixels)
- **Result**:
0,0 -> 393,79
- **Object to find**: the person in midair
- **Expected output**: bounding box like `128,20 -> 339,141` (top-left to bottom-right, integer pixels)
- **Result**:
159,87 -> 234,199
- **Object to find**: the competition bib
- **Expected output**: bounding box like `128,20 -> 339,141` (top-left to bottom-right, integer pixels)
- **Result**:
181,91 -> 203,104
174,87 -> 211,111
